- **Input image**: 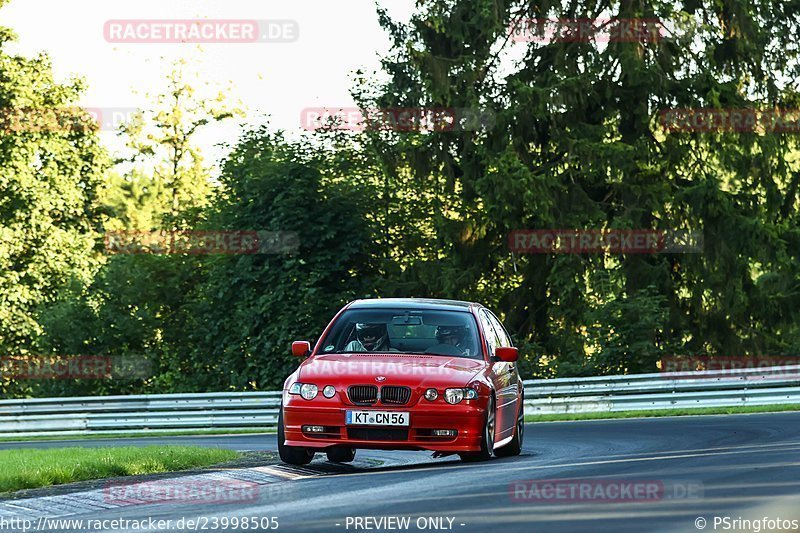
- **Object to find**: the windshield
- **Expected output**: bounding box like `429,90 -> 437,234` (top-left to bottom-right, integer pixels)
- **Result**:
318,309 -> 483,360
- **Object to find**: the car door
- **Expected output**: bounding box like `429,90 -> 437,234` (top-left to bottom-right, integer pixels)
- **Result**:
478,309 -> 516,441
485,310 -> 520,442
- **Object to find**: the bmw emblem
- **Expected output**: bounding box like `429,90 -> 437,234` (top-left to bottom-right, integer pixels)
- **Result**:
375,376 -> 386,382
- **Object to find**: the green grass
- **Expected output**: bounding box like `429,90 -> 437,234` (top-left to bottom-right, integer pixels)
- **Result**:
525,403 -> 800,423
0,445 -> 239,493
0,428 -> 275,443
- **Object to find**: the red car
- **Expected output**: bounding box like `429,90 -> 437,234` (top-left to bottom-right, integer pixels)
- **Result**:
279,298 -> 524,464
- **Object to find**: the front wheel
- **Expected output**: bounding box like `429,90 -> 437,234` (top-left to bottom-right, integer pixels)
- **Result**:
278,407 -> 315,465
459,395 -> 495,462
495,390 -> 524,457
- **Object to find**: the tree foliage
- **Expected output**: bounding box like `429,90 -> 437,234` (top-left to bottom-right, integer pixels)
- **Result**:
4,0 -> 800,398
0,19 -> 107,396
352,0 -> 800,376
181,130 -> 383,390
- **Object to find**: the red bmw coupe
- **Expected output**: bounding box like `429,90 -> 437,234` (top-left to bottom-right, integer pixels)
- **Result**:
279,298 -> 524,465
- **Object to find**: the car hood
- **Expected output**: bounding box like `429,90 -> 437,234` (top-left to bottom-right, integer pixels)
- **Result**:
297,353 -> 487,387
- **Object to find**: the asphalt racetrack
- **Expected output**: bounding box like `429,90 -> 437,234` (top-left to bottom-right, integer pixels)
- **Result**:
3,412 -> 800,532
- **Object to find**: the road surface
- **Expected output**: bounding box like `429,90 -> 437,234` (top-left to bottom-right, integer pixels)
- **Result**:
2,412 -> 800,532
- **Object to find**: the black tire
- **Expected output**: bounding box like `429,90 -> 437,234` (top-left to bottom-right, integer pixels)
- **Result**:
278,407 -> 315,466
459,395 -> 495,462
495,389 -> 524,457
326,447 -> 356,463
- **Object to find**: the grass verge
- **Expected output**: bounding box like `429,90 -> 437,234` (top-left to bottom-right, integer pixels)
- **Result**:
525,403 -> 800,423
0,446 -> 239,494
0,428 -> 274,443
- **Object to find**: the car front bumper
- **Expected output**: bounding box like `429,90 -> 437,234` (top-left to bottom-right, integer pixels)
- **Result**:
282,400 -> 486,452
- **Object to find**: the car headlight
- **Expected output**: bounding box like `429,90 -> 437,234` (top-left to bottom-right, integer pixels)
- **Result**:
424,388 -> 439,401
289,382 -> 318,400
444,388 -> 478,404
300,384 -> 318,400
323,385 -> 336,398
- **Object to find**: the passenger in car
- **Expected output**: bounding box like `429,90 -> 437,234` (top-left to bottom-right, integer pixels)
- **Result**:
428,325 -> 474,356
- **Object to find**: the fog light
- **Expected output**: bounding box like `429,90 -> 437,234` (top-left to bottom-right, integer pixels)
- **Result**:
432,429 -> 457,437
303,425 -> 325,433
425,388 -> 438,401
323,385 -> 336,398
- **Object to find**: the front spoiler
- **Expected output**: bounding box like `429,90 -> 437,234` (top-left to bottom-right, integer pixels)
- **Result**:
282,403 -> 485,452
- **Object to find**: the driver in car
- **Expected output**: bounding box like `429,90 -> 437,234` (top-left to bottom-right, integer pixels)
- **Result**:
344,323 -> 391,352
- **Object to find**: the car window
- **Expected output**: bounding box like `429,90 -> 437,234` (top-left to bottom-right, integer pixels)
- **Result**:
479,310 -> 501,356
318,308 -> 483,359
487,311 -> 512,348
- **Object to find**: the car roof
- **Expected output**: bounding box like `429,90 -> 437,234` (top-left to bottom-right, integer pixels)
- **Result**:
347,298 -> 481,312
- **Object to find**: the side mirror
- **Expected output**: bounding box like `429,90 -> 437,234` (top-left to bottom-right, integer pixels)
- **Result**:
291,341 -> 311,357
495,346 -> 518,362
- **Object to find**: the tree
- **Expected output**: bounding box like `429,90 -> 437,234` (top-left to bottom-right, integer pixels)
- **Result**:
102,59 -> 243,231
360,0 -> 800,377
0,8 -> 108,396
182,129 -> 384,390
33,60 -> 243,397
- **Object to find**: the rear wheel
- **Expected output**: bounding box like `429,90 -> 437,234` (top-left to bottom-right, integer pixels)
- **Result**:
495,389 -> 524,457
278,407 -> 315,465
326,447 -> 356,463
459,395 -> 495,462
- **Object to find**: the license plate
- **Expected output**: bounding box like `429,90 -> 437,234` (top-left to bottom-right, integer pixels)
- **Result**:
345,410 -> 410,426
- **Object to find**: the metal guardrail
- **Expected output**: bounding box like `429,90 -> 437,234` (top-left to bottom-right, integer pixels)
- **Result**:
2,365 -> 800,437
524,364 -> 800,414
0,392 -> 281,437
